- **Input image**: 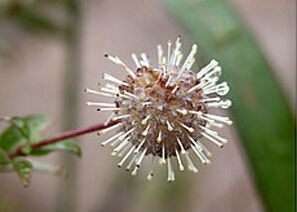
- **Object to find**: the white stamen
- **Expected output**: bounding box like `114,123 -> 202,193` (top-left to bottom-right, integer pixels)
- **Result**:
119,128 -> 135,141
147,156 -> 156,180
86,102 -> 116,107
188,110 -> 203,116
104,83 -> 119,91
117,145 -> 135,168
187,79 -> 213,93
171,85 -> 179,94
204,113 -> 233,125
175,148 -> 184,171
160,142 -> 166,165
203,82 -> 230,96
176,108 -> 188,115
171,35 -> 182,64
113,136 -> 130,153
98,123 -> 123,135
190,143 -> 209,165
141,102 -> 153,106
131,53 -> 141,68
176,136 -> 186,154
167,157 -> 175,182
126,154 -> 138,171
102,73 -> 129,86
104,113 -> 115,126
117,143 -> 132,158
207,100 -> 232,109
136,147 -> 148,167
166,120 -> 173,131
140,53 -> 150,67
104,53 -> 136,79
84,88 -> 114,97
134,138 -> 146,154
97,107 -> 126,112
123,90 -> 139,99
200,97 -> 221,102
177,44 -> 198,79
112,114 -> 132,121
200,66 -> 222,81
196,59 -> 219,79
100,87 -> 119,95
157,44 -> 163,65
165,74 -> 172,87
201,132 -> 224,148
184,152 -> 198,173
210,122 -> 224,128
187,135 -> 203,151
199,125 -> 218,136
179,122 -> 194,133
142,124 -> 151,136
176,54 -> 183,66
157,130 -> 162,143
101,131 -> 124,146
183,58 -> 195,73
131,166 -> 139,176
167,40 -> 172,65
141,114 -> 151,125
197,141 -> 212,158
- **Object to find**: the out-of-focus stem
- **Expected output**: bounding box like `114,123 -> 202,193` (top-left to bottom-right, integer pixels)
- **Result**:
56,0 -> 81,211
8,121 -> 119,158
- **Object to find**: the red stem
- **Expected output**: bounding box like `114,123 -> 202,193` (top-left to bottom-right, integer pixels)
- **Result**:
8,120 -> 119,158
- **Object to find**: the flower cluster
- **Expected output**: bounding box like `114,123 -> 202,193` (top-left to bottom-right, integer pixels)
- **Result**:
86,36 -> 232,181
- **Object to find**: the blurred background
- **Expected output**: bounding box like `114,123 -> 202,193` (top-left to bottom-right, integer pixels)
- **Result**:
0,0 -> 295,212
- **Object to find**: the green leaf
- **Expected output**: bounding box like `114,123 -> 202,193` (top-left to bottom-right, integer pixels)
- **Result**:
29,160 -> 67,178
10,117 -> 31,153
0,115 -> 50,156
12,158 -> 32,187
30,139 -> 82,157
160,0 -> 295,211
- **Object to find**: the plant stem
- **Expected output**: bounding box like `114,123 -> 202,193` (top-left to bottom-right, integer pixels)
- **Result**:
8,120 -> 119,158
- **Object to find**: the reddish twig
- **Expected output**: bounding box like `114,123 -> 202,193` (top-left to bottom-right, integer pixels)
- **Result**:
8,120 -> 119,158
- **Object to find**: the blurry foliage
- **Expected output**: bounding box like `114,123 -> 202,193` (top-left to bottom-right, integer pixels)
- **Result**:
0,115 -> 81,187
160,0 -> 295,211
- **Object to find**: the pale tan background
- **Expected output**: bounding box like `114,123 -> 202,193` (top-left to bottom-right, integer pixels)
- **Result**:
0,0 -> 295,211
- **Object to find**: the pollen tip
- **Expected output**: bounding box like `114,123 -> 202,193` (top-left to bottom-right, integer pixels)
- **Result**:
117,164 -> 122,168
178,34 -> 182,38
147,175 -> 153,181
104,52 -> 109,57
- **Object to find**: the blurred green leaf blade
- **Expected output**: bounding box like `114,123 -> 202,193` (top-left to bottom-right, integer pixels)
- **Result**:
30,160 -> 68,178
30,139 -> 82,157
12,158 -> 32,187
0,115 -> 50,155
160,0 -> 295,211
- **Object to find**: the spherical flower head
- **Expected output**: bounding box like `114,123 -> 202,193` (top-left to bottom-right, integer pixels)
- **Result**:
86,36 -> 232,182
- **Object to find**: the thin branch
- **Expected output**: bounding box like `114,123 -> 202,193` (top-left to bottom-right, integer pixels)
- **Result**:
8,120 -> 119,158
